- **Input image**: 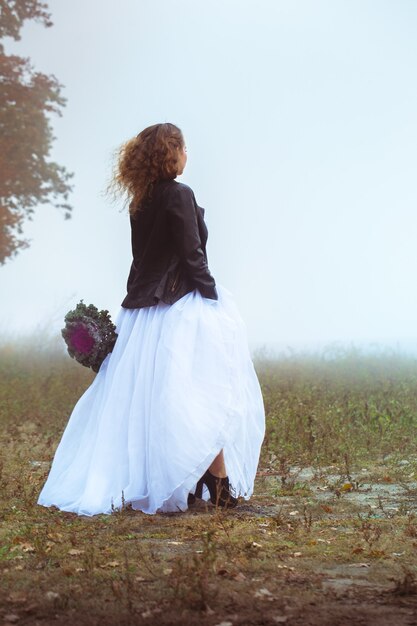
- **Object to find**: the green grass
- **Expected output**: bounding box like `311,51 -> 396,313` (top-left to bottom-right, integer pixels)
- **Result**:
257,347 -> 417,469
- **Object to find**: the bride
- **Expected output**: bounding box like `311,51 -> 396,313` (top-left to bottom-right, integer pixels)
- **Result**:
37,122 -> 265,516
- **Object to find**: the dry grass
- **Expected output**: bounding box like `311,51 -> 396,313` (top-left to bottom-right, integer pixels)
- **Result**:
1,338 -> 417,624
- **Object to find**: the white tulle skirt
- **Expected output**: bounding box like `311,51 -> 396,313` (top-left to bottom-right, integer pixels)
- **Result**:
37,284 -> 265,516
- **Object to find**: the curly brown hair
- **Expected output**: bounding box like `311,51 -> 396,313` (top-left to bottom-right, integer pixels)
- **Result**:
106,123 -> 184,216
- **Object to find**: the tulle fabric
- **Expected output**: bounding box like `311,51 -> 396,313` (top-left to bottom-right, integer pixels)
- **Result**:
37,284 -> 265,516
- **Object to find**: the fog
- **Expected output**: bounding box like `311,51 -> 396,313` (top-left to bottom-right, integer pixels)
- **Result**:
1,0 -> 417,354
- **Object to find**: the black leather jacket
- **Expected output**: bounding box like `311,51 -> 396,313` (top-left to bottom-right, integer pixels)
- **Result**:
121,179 -> 218,309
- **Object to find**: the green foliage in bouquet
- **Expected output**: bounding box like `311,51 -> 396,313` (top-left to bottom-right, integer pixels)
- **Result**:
61,301 -> 118,372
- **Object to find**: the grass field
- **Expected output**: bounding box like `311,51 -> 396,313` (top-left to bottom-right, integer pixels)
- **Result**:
1,340 -> 417,625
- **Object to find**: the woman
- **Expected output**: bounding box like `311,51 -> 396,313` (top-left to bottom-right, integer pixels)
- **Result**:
37,123 -> 265,516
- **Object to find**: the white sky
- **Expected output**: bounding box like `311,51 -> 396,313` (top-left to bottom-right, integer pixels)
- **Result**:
1,0 -> 417,354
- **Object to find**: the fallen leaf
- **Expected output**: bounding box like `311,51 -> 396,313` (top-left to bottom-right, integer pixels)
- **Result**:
289,511 -> 299,516
293,552 -> 302,557
142,607 -> 163,618
101,561 -> 120,568
68,548 -> 84,556
20,543 -> 35,553
254,587 -> 274,600
321,505 -> 333,513
4,615 -> 20,624
45,591 -> 60,602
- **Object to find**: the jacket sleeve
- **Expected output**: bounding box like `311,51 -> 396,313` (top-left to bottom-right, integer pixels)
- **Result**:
166,184 -> 218,300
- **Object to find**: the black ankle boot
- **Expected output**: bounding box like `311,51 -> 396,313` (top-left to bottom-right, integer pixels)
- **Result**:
194,470 -> 238,509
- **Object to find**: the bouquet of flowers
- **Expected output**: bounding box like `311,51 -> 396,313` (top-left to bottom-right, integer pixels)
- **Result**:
61,300 -> 118,372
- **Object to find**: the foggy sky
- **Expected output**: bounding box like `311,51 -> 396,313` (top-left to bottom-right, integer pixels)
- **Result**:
1,0 -> 417,354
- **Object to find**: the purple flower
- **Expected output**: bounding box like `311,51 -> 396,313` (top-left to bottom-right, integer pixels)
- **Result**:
67,323 -> 95,355
62,301 -> 118,372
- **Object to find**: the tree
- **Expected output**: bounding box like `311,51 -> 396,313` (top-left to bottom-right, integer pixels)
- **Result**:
0,0 -> 73,264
